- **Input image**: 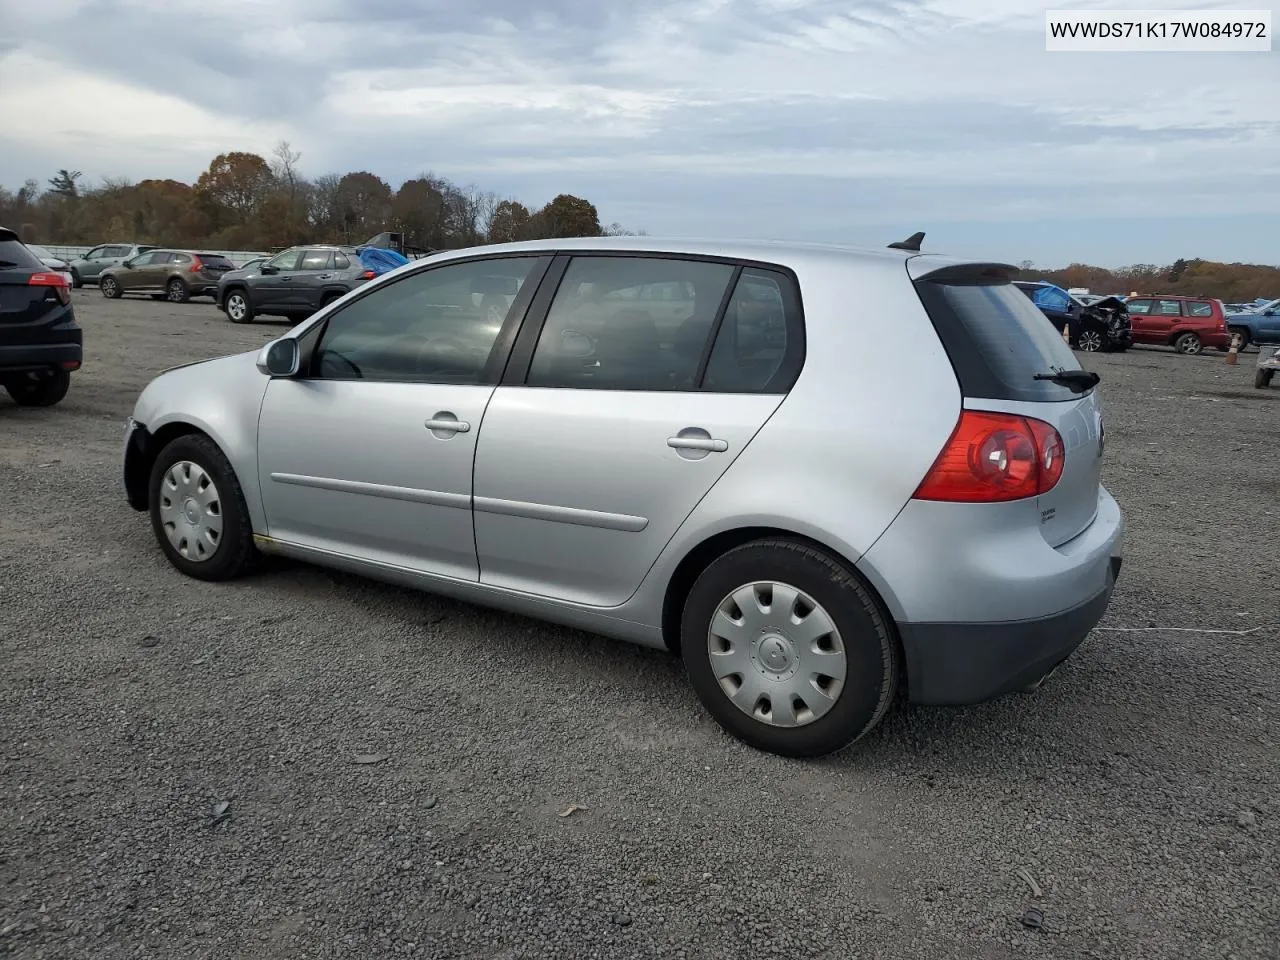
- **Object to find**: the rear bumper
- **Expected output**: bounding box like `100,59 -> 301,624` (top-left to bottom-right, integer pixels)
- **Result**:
0,336 -> 83,374
900,557 -> 1120,705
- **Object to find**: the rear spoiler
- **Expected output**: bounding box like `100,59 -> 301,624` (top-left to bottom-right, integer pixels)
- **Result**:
908,260 -> 1020,284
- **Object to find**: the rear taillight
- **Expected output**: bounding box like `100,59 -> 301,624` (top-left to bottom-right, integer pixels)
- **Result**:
361,270 -> 376,279
190,256 -> 204,273
913,411 -> 1065,503
29,272 -> 71,306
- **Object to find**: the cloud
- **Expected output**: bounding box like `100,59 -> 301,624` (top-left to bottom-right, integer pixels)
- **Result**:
0,0 -> 1275,264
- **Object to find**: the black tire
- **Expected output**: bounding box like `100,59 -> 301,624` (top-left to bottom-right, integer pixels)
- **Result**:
224,288 -> 253,324
1257,368 -> 1275,390
1229,327 -> 1250,351
148,433 -> 259,582
4,368 -> 70,407
1174,332 -> 1202,355
100,276 -> 122,299
680,539 -> 899,758
166,278 -> 190,303
69,269 -> 83,289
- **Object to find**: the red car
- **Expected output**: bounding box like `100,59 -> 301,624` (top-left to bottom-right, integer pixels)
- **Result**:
1124,295 -> 1231,355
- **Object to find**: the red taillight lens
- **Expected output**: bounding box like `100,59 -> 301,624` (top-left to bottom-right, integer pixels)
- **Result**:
914,411 -> 1065,503
361,269 -> 376,279
29,272 -> 71,305
190,256 -> 204,273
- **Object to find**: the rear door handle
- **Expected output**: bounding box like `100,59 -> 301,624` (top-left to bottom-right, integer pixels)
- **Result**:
425,418 -> 471,433
667,436 -> 727,453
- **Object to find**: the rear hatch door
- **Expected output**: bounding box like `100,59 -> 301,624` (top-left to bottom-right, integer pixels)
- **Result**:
910,260 -> 1104,547
0,232 -> 68,344
197,253 -> 235,282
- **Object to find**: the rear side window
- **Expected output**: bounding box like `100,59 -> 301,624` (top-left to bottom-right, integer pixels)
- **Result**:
914,277 -> 1086,402
1156,300 -> 1182,316
1187,301 -> 1213,317
171,253 -> 191,265
0,236 -> 44,270
334,252 -> 351,269
300,249 -> 332,270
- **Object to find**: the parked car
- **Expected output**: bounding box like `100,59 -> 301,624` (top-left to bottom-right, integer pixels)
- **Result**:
1123,295 -> 1231,354
216,245 -> 375,323
99,249 -> 236,303
0,226 -> 82,407
67,243 -> 156,288
24,243 -> 74,283
121,236 -> 1123,758
1225,298 -> 1280,348
1013,280 -> 1132,351
1255,344 -> 1280,389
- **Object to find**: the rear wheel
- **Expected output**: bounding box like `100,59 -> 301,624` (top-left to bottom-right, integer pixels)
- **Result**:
4,368 -> 70,407
1174,332 -> 1202,355
148,434 -> 259,581
69,269 -> 82,289
681,539 -> 899,758
100,276 -> 122,299
224,289 -> 253,324
166,278 -> 190,303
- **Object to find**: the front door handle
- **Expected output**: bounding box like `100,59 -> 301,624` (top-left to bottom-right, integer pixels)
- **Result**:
667,436 -> 727,453
425,416 -> 471,435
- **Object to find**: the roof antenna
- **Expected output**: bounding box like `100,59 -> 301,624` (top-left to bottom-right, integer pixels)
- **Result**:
887,231 -> 925,251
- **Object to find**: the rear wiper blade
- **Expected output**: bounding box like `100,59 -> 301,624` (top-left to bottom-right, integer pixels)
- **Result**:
1033,369 -> 1100,392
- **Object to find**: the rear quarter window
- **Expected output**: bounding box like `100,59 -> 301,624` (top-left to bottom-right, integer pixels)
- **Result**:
914,276 -> 1087,403
1187,301 -> 1213,317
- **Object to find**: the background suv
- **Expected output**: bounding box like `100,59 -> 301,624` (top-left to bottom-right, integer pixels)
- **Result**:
217,245 -> 374,323
0,227 -> 82,407
67,243 -> 156,288
99,249 -> 236,303
1124,295 -> 1230,354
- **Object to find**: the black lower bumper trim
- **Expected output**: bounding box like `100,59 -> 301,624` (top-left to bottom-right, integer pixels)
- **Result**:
899,568 -> 1119,706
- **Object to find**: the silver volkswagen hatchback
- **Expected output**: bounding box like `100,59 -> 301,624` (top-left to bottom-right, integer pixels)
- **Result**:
122,237 -> 1123,757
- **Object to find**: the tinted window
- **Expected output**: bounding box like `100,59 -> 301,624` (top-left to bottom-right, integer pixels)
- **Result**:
914,278 -> 1085,402
267,250 -> 303,271
1156,300 -> 1182,316
312,257 -> 539,383
527,256 -> 735,390
702,267 -> 804,393
171,253 -> 191,264
334,252 -> 351,269
199,254 -> 234,269
135,251 -> 168,265
1126,299 -> 1152,314
1187,301 -> 1213,317
300,249 -> 331,270
0,236 -> 43,270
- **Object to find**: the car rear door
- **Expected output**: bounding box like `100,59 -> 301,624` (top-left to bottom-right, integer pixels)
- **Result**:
288,248 -> 334,311
471,253 -> 803,607
256,253 -> 549,578
1125,299 -> 1152,340
1150,299 -> 1183,342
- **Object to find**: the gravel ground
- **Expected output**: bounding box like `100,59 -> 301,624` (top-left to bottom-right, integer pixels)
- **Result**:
2,290 -> 1278,959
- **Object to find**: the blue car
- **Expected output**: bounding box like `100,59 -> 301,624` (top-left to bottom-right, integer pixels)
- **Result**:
1013,280 -> 1133,352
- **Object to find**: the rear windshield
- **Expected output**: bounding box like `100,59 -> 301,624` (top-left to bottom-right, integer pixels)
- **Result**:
0,236 -> 45,271
198,254 -> 234,268
914,277 -> 1087,402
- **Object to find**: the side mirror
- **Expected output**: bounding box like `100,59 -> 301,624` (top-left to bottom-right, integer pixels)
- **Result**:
260,264 -> 278,275
121,260 -> 134,269
256,338 -> 300,377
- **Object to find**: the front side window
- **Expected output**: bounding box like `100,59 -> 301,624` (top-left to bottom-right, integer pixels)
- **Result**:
300,249 -> 332,271
267,250 -> 303,272
311,256 -> 539,383
527,256 -> 736,390
86,246 -> 109,260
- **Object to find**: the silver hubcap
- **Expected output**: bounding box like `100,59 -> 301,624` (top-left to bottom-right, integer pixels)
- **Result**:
103,280 -> 116,296
157,460 -> 223,562
1180,337 -> 1199,353
707,581 -> 846,728
168,282 -> 183,301
228,296 -> 246,320
1078,331 -> 1102,351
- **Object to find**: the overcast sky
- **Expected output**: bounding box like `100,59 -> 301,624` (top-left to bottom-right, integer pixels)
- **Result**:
1,0 -> 1276,266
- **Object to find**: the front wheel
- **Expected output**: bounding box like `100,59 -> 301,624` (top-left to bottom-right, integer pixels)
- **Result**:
224,290 -> 253,324
4,368 -> 70,407
681,539 -> 899,758
100,276 -> 122,299
1174,332 -> 1203,355
148,434 -> 259,581
1075,329 -> 1104,352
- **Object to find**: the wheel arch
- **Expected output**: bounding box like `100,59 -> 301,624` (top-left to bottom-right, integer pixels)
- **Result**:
125,420 -> 216,511
659,526 -> 903,664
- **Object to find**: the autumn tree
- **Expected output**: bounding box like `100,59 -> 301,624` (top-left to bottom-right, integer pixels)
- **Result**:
195,152 -> 275,222
334,171 -> 393,241
393,177 -> 446,249
488,200 -> 532,243
531,194 -> 601,238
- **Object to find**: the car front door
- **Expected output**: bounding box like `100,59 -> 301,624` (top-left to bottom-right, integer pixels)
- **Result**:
255,253 -> 550,579
251,249 -> 303,310
471,254 -> 804,607
80,245 -> 113,279
117,250 -> 163,291
1125,299 -> 1152,340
